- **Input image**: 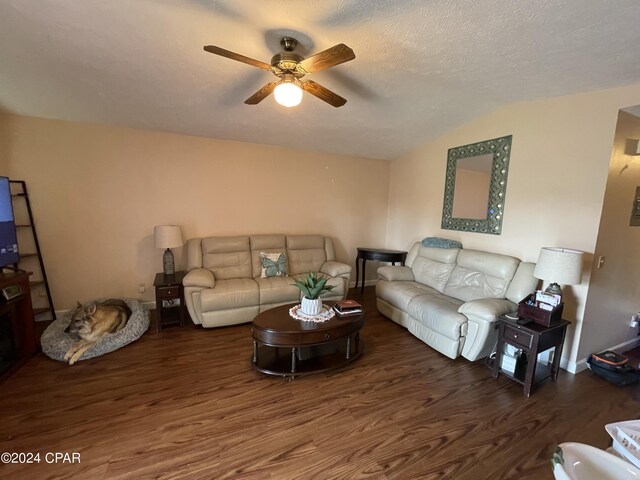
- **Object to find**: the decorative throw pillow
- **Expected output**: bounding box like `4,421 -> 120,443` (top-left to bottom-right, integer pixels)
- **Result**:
260,252 -> 288,278
421,237 -> 463,249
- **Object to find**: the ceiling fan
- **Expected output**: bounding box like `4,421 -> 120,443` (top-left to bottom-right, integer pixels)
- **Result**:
203,37 -> 355,108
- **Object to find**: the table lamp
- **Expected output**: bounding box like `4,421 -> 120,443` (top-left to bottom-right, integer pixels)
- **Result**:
154,225 -> 183,275
533,247 -> 583,298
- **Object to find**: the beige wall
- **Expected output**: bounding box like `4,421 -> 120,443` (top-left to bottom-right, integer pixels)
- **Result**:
1,114 -> 390,309
578,110 -> 640,360
386,83 -> 640,371
0,111 -> 10,172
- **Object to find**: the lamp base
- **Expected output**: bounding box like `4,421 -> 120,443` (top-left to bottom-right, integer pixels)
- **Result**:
544,282 -> 562,296
162,248 -> 175,275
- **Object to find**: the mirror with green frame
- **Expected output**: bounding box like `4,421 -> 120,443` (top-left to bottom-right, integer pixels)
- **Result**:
441,135 -> 512,235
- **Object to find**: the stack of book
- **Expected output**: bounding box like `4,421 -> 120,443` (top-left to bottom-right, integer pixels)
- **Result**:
333,299 -> 362,316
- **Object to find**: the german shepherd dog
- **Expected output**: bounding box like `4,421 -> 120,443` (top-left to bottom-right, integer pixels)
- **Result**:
63,299 -> 132,365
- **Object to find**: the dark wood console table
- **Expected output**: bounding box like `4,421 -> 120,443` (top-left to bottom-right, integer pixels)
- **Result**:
355,247 -> 407,293
492,316 -> 570,397
0,271 -> 36,383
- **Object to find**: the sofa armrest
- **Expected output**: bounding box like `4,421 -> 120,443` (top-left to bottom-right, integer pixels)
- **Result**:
320,261 -> 351,277
183,268 -> 215,288
460,298 -> 517,361
458,298 -> 516,323
377,266 -> 415,282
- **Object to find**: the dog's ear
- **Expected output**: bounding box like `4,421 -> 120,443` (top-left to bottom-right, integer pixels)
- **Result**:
85,304 -> 97,316
77,301 -> 82,308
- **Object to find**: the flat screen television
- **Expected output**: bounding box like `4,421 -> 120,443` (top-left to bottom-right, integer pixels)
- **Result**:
0,177 -> 19,269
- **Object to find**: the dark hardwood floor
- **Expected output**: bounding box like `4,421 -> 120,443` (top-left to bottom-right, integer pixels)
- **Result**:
1,287 -> 639,479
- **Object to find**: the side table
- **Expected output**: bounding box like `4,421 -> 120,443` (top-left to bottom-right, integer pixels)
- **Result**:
492,316 -> 570,397
153,271 -> 186,331
355,247 -> 407,294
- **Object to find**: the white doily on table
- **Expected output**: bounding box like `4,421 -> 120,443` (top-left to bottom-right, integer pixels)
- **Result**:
289,304 -> 335,323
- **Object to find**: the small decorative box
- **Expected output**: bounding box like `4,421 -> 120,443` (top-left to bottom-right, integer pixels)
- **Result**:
518,294 -> 563,327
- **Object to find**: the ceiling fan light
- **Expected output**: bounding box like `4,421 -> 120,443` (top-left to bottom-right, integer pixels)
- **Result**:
274,81 -> 302,108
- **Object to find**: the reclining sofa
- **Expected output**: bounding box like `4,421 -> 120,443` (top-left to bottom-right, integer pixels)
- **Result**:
183,234 -> 351,328
376,242 -> 538,361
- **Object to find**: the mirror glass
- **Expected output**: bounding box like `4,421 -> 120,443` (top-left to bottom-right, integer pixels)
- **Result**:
452,154 -> 493,219
442,135 -> 512,235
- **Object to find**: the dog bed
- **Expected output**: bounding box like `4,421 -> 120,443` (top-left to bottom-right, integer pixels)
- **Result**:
41,298 -> 149,362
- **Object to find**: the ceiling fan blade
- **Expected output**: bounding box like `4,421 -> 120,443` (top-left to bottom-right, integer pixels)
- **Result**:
203,45 -> 272,70
297,44 -> 355,74
300,80 -> 347,107
244,82 -> 278,105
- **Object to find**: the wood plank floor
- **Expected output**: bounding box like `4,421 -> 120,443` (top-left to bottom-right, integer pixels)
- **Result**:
1,286 -> 639,479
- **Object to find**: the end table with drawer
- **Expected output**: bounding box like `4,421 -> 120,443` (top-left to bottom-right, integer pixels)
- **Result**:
355,247 -> 408,294
153,271 -> 186,331
492,316 -> 570,397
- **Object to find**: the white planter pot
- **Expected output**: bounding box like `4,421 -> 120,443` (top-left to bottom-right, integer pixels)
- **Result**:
301,297 -> 322,316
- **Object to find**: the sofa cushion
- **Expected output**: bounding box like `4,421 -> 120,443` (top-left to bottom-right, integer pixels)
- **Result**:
409,246 -> 458,292
201,236 -> 252,280
411,258 -> 456,293
256,277 -> 300,305
505,262 -> 539,304
443,249 -> 519,302
376,280 -> 435,312
199,278 -> 259,312
407,293 -> 467,341
378,266 -> 415,282
251,234 -> 286,251
320,261 -> 351,277
287,235 -> 327,275
407,318 -> 463,359
407,245 -> 459,268
455,249 -> 519,279
186,238 -> 204,271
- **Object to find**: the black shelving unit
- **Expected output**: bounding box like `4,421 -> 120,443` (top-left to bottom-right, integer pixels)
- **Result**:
10,180 -> 55,320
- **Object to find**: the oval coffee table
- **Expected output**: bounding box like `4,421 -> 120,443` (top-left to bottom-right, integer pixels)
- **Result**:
251,302 -> 364,377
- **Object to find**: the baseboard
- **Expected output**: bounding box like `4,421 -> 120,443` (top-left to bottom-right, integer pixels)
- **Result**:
562,357 -> 585,374
563,336 -> 640,374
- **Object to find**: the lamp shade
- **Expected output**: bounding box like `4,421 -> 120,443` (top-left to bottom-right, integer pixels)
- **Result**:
533,247 -> 583,285
154,225 -> 183,249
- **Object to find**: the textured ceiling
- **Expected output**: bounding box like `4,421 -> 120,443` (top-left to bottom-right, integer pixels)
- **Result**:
625,105 -> 640,118
1,0 -> 640,160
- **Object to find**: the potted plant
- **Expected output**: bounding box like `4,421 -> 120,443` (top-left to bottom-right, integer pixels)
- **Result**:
293,272 -> 335,316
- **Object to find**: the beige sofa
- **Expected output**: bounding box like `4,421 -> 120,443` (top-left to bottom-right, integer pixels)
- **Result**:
376,243 -> 538,361
183,234 -> 351,328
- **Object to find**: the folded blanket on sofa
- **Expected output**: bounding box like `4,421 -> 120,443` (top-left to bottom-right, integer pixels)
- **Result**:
421,237 -> 463,249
